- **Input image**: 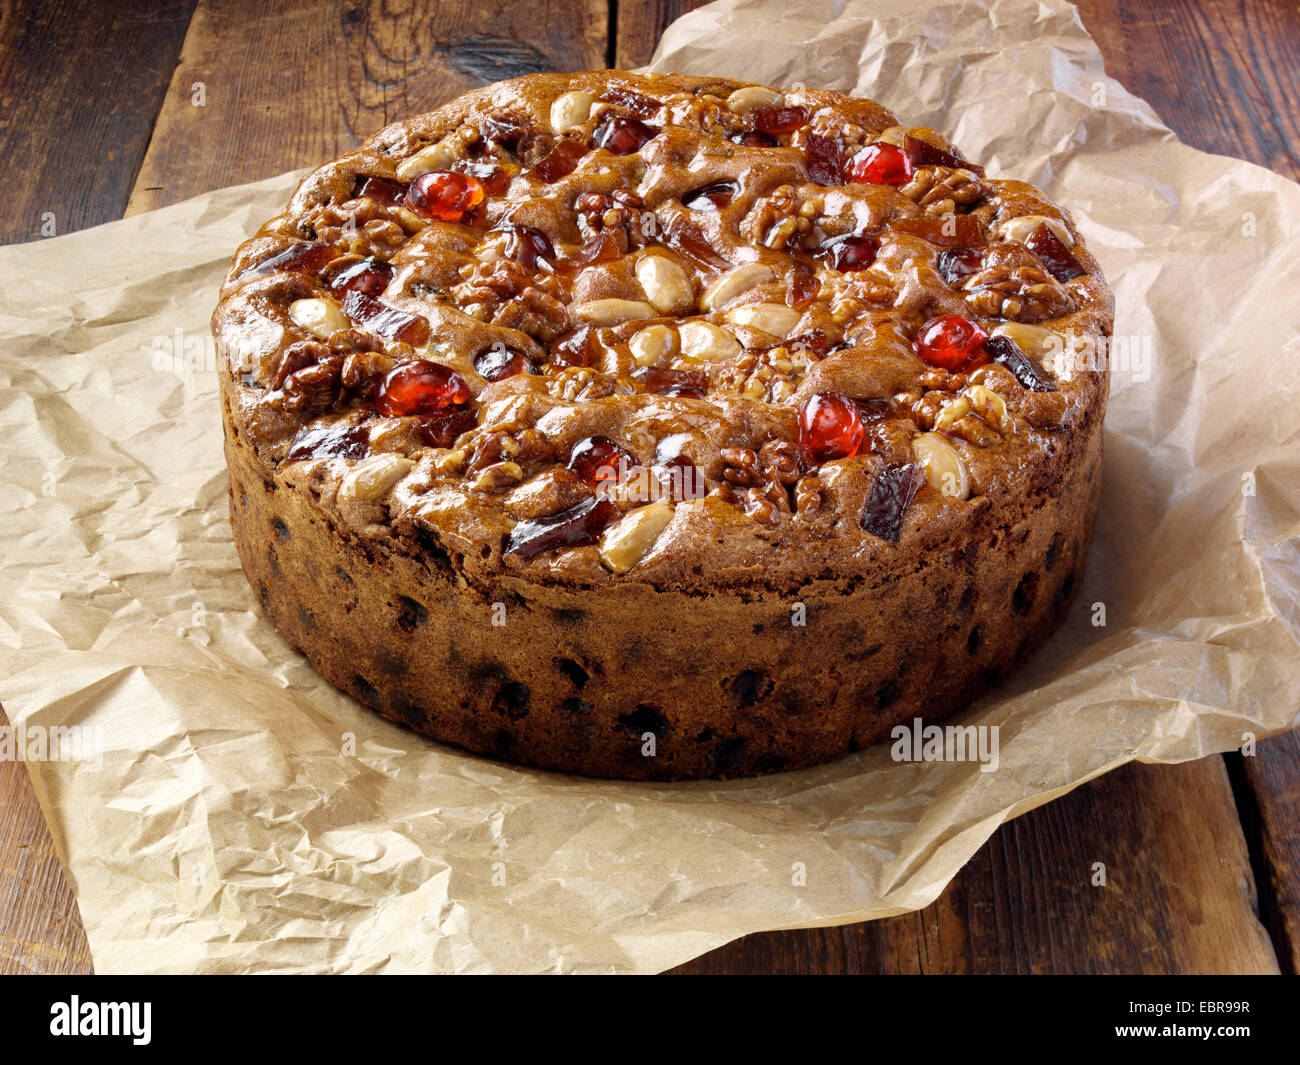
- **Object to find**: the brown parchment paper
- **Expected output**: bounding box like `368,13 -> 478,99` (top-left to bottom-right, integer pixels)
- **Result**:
2,0 -> 1298,974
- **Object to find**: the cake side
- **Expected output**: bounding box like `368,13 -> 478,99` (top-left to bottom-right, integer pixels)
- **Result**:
213,69 -> 1112,778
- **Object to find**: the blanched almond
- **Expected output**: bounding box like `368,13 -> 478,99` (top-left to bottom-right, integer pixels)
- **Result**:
395,140 -> 456,182
635,254 -> 694,314
338,454 -> 413,502
726,302 -> 800,337
550,90 -> 595,134
599,502 -> 675,573
572,298 -> 657,325
700,263 -> 773,311
725,86 -> 782,113
910,432 -> 969,500
989,321 -> 1063,360
678,321 -> 741,362
288,298 -> 348,339
874,125 -> 909,147
629,324 -> 678,366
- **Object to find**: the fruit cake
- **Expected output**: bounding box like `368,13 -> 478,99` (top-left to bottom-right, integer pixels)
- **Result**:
213,70 -> 1112,779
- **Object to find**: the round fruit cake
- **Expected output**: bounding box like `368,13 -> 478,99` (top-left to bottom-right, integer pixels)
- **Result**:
214,70 -> 1112,779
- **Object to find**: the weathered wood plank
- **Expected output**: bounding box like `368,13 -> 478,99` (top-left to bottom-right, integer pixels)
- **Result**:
126,0 -> 609,213
675,758 -> 1280,973
0,0 -> 195,242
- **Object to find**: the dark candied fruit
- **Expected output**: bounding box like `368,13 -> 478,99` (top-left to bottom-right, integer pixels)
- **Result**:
495,223 -> 555,270
404,171 -> 485,222
549,325 -> 603,368
375,361 -> 471,417
354,176 -> 406,206
913,315 -> 989,372
286,423 -> 370,462
505,497 -> 618,560
1026,223 -> 1084,282
985,334 -> 1057,392
750,105 -> 809,133
329,257 -> 394,297
893,214 -> 985,248
341,290 -> 431,345
455,160 -> 511,196
593,114 -> 657,155
902,134 -> 984,176
531,139 -> 588,183
632,367 -> 708,398
848,143 -> 912,185
804,133 -> 843,186
798,392 -> 864,463
245,240 -> 337,278
482,117 -> 527,151
814,233 -> 879,272
733,129 -> 778,147
568,436 -> 634,488
683,182 -> 737,210
473,345 -> 540,381
860,462 -> 923,542
937,247 -> 984,286
790,258 -> 820,306
599,86 -> 661,118
415,406 -> 478,448
663,214 -> 732,272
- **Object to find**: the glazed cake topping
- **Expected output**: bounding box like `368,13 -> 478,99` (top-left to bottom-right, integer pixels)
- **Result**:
217,71 -> 1111,585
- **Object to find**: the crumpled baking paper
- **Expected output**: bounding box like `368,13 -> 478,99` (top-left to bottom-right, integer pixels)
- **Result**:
2,0 -> 1298,974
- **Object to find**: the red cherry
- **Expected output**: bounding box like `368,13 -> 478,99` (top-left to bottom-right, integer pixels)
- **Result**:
798,393 -> 864,463
814,233 -> 879,272
568,436 -> 634,488
404,171 -> 485,222
593,115 -> 657,155
913,315 -> 990,371
375,361 -> 471,416
848,143 -> 913,185
329,257 -> 394,296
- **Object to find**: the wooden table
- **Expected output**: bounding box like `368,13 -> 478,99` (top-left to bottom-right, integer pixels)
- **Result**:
1,0 -> 1297,975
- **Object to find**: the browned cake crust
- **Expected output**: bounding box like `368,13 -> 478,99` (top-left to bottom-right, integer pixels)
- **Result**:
213,70 -> 1112,779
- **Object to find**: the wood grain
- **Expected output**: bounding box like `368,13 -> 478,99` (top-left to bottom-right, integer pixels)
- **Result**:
0,0 -> 1296,976
0,0 -> 195,243
126,0 -> 609,214
674,757 -> 1280,973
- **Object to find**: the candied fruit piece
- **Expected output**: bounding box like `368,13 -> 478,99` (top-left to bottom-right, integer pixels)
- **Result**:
902,134 -> 984,176
936,247 -> 983,286
404,170 -> 485,222
798,392 -> 864,463
848,143 -> 912,185
286,424 -> 370,462
246,240 -> 338,278
415,407 -> 477,448
814,233 -> 879,272
375,361 -> 471,417
593,114 -> 657,155
505,497 -> 618,560
1026,223 -> 1084,282
893,215 -> 985,248
568,436 -> 634,488
632,367 -> 708,398
985,335 -> 1056,392
804,133 -> 843,186
341,290 -> 431,345
354,176 -> 406,206
474,346 -> 541,381
733,130 -> 778,147
751,106 -> 809,133
913,315 -> 990,372
531,139 -> 588,183
329,257 -> 394,297
683,182 -> 737,211
496,223 -> 555,270
600,87 -> 660,118
860,462 -> 923,542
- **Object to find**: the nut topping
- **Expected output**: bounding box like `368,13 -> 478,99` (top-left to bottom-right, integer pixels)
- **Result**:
289,298 -> 349,340
598,501 -> 675,573
338,453 -> 414,502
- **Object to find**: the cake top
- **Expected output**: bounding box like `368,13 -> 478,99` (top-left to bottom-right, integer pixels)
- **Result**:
214,70 -> 1112,590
